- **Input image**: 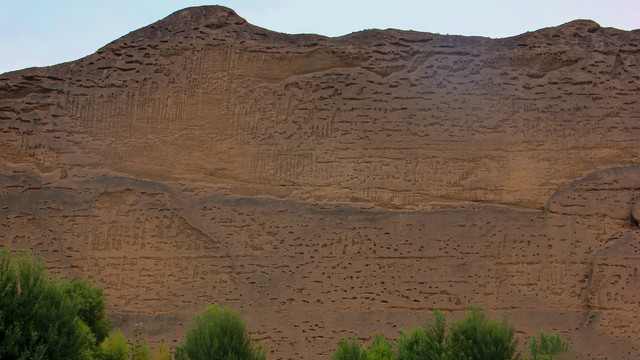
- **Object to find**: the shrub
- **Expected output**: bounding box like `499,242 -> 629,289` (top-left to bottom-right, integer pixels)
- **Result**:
367,334 -> 395,360
397,327 -> 431,360
446,306 -> 520,360
98,329 -> 129,360
130,323 -> 152,360
174,304 -> 266,360
97,325 -> 165,360
75,317 -> 98,360
397,309 -> 447,360
332,337 -> 366,360
63,278 -> 112,342
0,248 -> 87,360
528,331 -> 569,359
152,341 -> 171,360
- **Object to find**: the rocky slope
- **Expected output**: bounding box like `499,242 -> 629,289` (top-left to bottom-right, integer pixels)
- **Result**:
1,6 -> 640,359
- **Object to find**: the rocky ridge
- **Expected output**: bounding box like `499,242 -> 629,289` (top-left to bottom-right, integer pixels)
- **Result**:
1,6 -> 640,359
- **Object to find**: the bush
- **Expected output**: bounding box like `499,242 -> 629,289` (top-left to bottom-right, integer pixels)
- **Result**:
0,248 -> 86,359
97,325 -> 169,360
130,323 -> 152,360
98,329 -> 129,360
0,248 -> 116,360
367,334 -> 395,360
331,307 -> 530,360
446,306 -> 520,360
63,278 -> 112,342
152,341 -> 171,360
528,331 -> 569,359
332,337 -> 366,360
174,304 -> 266,360
397,309 -> 447,360
75,317 -> 99,360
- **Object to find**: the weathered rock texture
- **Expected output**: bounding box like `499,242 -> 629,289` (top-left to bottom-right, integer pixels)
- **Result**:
1,6 -> 640,359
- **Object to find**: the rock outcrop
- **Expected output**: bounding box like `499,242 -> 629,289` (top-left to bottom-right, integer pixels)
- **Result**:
1,6 -> 639,359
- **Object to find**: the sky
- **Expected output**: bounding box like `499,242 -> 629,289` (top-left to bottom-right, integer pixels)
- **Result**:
1,0 -> 639,74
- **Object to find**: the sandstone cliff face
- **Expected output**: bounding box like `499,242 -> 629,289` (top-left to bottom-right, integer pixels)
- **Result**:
1,6 -> 640,359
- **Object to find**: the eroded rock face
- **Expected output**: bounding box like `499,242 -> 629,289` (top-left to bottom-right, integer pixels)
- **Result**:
1,6 -> 639,359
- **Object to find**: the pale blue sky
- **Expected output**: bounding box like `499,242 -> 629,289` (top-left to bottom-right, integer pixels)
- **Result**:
1,0 -> 639,74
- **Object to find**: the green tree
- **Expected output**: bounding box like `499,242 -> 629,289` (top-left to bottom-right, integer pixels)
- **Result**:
446,306 -> 520,360
397,309 -> 447,360
63,278 -> 112,342
130,323 -> 152,360
75,317 -> 99,360
528,331 -> 569,360
98,329 -> 129,360
174,304 -> 266,360
97,325 -> 170,360
332,337 -> 367,360
366,334 -> 394,360
151,341 -> 172,360
0,248 -> 86,359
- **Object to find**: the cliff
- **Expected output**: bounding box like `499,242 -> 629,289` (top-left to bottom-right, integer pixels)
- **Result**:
1,6 -> 640,359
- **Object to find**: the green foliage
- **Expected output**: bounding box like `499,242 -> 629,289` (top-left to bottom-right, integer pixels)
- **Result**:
98,329 -> 129,360
152,341 -> 171,360
528,331 -> 569,360
331,337 -> 366,360
446,306 -> 520,360
397,309 -> 447,360
366,334 -> 395,360
331,307 -> 531,360
130,323 -> 152,360
175,304 -> 266,360
75,317 -> 98,360
397,328 -> 434,360
97,326 -> 165,360
424,309 -> 447,358
0,248 -> 86,360
63,277 -> 112,342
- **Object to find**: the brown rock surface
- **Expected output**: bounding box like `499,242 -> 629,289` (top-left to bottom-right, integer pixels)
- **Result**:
1,6 -> 640,359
